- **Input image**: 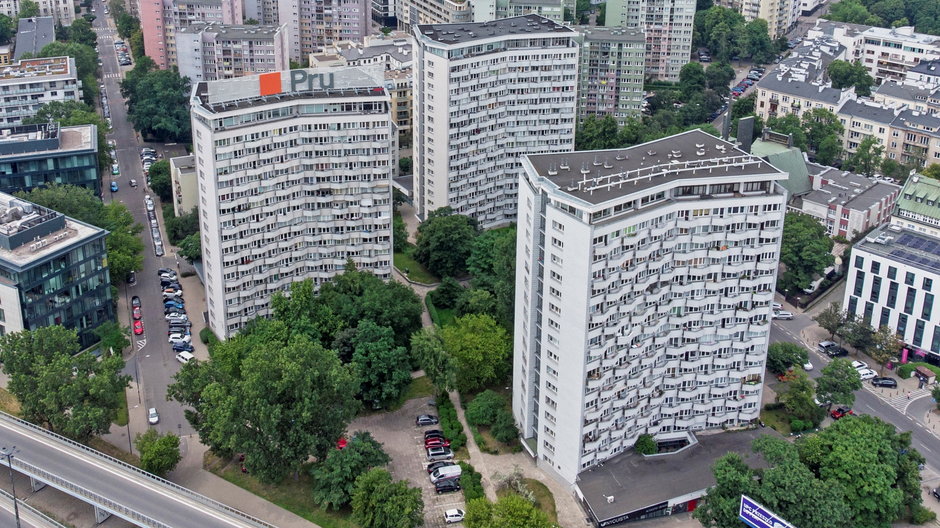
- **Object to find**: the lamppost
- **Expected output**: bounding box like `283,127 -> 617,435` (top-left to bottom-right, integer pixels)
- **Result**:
1,446 -> 21,528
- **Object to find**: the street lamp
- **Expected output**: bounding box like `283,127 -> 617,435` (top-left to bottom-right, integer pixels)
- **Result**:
1,446 -> 21,528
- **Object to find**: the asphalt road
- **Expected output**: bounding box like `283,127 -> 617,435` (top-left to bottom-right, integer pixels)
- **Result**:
93,1 -> 195,439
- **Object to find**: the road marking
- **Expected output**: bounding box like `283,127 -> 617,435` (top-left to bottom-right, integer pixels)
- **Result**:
136,339 -> 146,350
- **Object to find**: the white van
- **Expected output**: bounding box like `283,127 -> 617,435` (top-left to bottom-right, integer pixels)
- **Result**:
429,465 -> 462,483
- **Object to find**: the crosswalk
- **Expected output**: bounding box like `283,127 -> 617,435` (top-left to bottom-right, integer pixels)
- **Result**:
136,339 -> 146,351
876,386 -> 931,411
103,73 -> 122,79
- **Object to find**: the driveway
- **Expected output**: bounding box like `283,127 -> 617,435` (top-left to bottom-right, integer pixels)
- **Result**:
351,397 -> 465,527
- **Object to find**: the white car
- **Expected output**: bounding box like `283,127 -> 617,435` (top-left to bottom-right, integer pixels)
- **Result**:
772,302 -> 783,310
803,361 -> 813,371
772,310 -> 794,320
175,351 -> 195,364
444,509 -> 465,523
168,333 -> 192,344
148,407 -> 160,424
851,360 -> 869,371
165,312 -> 187,321
857,368 -> 877,381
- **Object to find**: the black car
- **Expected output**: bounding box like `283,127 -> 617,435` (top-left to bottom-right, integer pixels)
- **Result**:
416,414 -> 439,426
827,346 -> 849,358
158,268 -> 174,275
426,461 -> 456,474
424,429 -> 444,439
128,270 -> 137,284
871,377 -> 898,388
933,488 -> 940,501
131,296 -> 141,308
172,343 -> 195,352
435,478 -> 461,494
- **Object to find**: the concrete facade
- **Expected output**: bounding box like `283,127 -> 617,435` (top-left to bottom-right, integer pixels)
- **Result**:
169,154 -> 197,215
412,15 -> 578,228
176,22 -> 289,82
799,166 -> 900,238
604,0 -> 693,81
0,123 -> 99,196
575,26 -> 645,126
513,129 -> 786,485
0,56 -> 81,126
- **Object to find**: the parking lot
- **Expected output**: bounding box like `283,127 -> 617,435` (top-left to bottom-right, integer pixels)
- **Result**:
351,397 -> 466,527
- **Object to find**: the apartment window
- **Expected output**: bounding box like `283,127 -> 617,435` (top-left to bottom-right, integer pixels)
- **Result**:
870,261 -> 881,274
864,302 -> 874,324
888,266 -> 897,280
550,270 -> 562,282
855,255 -> 864,269
552,220 -> 565,232
551,237 -> 563,249
932,326 -> 940,353
904,287 -> 917,315
870,276 -> 882,303
924,278 -> 933,291
549,286 -> 561,298
848,296 -> 858,315
887,282 -> 899,308
853,271 -> 866,296
906,272 -> 915,286
879,307 -> 891,327
898,313 -> 909,336
923,293 -> 934,321
914,319 -> 926,347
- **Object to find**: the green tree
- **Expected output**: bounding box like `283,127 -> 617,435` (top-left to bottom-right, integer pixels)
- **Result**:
840,313 -> 875,352
92,321 -> 130,353
115,12 -> 140,40
310,432 -> 391,510
0,326 -> 129,441
351,321 -> 412,407
741,19 -> 776,63
167,323 -> 360,483
466,226 -> 515,327
465,390 -> 506,426
440,314 -> 511,393
429,276 -> 465,309
780,369 -> 824,425
869,325 -> 901,374
802,109 -> 844,155
932,386 -> 940,410
0,14 -> 14,45
130,29 -> 145,60
163,207 -> 199,245
399,157 -> 412,174
414,207 -> 478,277
634,434 -> 658,455
25,100 -> 111,169
410,327 -> 456,392
455,288 -> 498,318
122,67 -> 191,142
464,495 -> 556,528
705,62 -> 735,97
37,41 -> 98,104
134,429 -> 182,476
923,164 -> 940,179
65,18 -> 98,47
767,342 -> 809,374
178,232 -> 201,261
779,212 -> 834,292
575,115 -> 620,151
693,453 -> 758,527
393,214 -> 409,252
827,60 -> 874,96
766,114 -> 808,150
814,302 -> 846,340
18,0 -> 39,17
148,160 -> 172,201
350,468 -> 423,528
816,358 -> 862,408
845,136 -> 885,177
679,62 -> 707,99
816,135 -> 842,166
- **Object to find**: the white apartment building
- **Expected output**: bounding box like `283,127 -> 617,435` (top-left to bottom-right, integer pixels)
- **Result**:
0,0 -> 73,26
412,15 -> 578,228
176,22 -> 289,82
844,175 -> 940,360
0,56 -> 81,126
575,26 -> 646,125
471,0 -> 565,23
604,0 -> 693,81
190,67 -> 394,338
720,0 -> 798,40
278,0 -> 370,63
396,0 -> 471,29
514,129 -> 787,485
836,99 -> 897,156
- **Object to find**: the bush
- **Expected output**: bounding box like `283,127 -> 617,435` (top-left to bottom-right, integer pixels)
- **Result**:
790,418 -> 810,432
763,402 -> 785,411
429,277 -> 464,309
466,390 -> 505,426
897,362 -> 940,379
634,434 -> 658,455
199,327 -> 219,346
458,461 -> 484,501
911,504 -> 937,524
437,396 -> 467,451
491,412 -> 519,443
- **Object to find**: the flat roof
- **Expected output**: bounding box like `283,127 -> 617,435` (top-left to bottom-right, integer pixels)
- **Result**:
416,14 -> 572,45
178,22 -> 283,39
0,56 -> 74,84
525,129 -> 785,205
577,429 -> 772,523
0,194 -> 105,269
856,224 -> 940,275
803,168 -> 899,211
13,17 -> 54,60
0,124 -> 96,158
575,25 -> 645,43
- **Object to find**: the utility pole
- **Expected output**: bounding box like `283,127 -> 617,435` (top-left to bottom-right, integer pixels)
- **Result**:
1,446 -> 21,528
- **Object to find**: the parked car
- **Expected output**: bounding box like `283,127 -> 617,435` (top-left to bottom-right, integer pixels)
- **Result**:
772,310 -> 794,320
164,302 -> 185,311
155,243 -> 165,257
148,408 -> 159,424
933,488 -> 940,501
111,163 -> 120,175
133,306 -> 142,320
175,351 -> 195,364
434,478 -> 461,494
444,509 -> 465,524
426,461 -> 456,474
165,312 -> 187,321
173,343 -> 195,353
416,414 -> 439,426
133,320 -> 144,335
803,360 -> 813,371
857,368 -> 877,381
131,296 -> 141,307
128,270 -> 136,284
110,181 -> 118,192
424,430 -> 445,439
851,360 -> 869,371
830,406 -> 855,420
129,179 -> 138,187
426,446 -> 453,461
872,377 -> 898,388
168,333 -> 192,344
772,302 -> 783,310
425,437 -> 451,448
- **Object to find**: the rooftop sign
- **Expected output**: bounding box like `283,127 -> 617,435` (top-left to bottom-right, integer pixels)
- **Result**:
203,66 -> 385,105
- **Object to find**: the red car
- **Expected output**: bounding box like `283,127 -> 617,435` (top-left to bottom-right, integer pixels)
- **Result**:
132,306 -> 141,320
336,437 -> 348,450
830,406 -> 855,420
133,320 -> 144,335
425,437 -> 451,448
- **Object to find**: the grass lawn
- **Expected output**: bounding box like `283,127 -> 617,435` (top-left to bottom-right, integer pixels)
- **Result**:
393,244 -> 437,284
477,426 -> 519,454
428,304 -> 456,327
496,478 -> 557,523
114,390 -> 129,426
760,408 -> 792,435
206,453 -> 358,528
0,387 -> 21,416
387,376 -> 436,411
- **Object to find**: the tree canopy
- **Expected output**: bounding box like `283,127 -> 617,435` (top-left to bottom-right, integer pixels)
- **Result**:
0,326 -> 129,441
466,226 -> 516,327
148,160 -> 172,202
465,495 -> 557,528
350,468 -> 424,528
845,136 -> 885,178
310,431 -> 391,510
350,320 -> 412,407
826,0 -> 940,35
779,212 -> 834,292
414,207 -> 479,278
816,358 -> 862,407
121,60 -> 191,142
440,314 -> 511,393
25,101 -> 111,169
135,429 -> 182,476
694,7 -> 779,63
0,14 -> 14,45
827,60 -> 875,96
766,342 -> 808,374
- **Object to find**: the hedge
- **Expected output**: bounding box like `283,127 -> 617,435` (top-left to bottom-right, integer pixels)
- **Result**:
437,396 -> 467,451
458,461 -> 484,501
896,362 -> 940,380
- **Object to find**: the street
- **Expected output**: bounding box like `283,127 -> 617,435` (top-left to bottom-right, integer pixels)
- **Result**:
93,2 -> 196,441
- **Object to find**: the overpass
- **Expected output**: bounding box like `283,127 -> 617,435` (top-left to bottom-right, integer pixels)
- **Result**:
0,411 -> 279,528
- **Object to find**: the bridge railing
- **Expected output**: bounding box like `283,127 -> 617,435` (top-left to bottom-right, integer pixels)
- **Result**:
3,456 -> 173,528
0,411 -> 278,528
0,487 -> 70,528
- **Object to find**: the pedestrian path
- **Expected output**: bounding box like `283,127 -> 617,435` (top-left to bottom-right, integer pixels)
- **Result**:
877,387 -> 931,411
103,72 -> 122,79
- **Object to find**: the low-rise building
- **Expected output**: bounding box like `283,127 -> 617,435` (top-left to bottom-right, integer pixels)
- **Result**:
175,22 -> 289,82
873,81 -> 940,114
0,57 -> 82,126
905,59 -> 940,89
12,16 -> 54,60
0,123 -> 99,196
798,165 -> 900,238
0,45 -> 11,65
890,174 -> 940,238
575,26 -> 645,125
886,109 -> 940,168
836,99 -> 897,156
0,192 -> 112,347
169,155 -> 197,215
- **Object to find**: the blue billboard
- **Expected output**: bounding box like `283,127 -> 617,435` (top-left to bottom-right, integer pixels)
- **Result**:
738,495 -> 796,528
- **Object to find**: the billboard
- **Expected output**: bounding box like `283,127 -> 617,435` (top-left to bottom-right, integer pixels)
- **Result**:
739,495 -> 795,528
